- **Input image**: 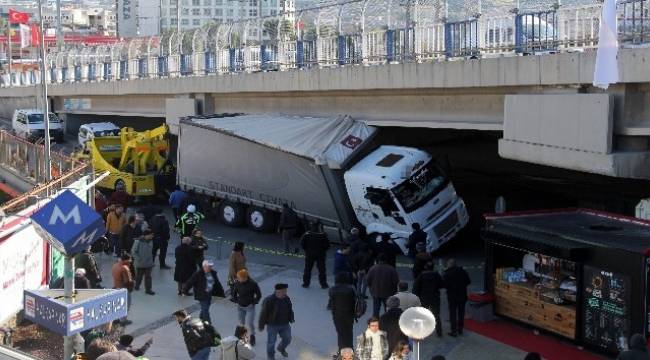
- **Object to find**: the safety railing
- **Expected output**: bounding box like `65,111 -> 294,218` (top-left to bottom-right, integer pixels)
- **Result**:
2,0 -> 649,88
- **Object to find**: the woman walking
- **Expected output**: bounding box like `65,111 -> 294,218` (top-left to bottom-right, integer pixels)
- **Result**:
228,241 -> 247,298
174,237 -> 195,296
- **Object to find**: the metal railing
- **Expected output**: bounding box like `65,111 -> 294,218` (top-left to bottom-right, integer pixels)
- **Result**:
2,0 -> 649,88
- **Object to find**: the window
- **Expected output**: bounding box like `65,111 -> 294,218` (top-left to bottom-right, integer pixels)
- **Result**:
161,18 -> 167,25
215,8 -> 222,16
392,160 -> 448,213
215,0 -> 222,4
182,8 -> 189,15
203,0 -> 211,5
181,19 -> 189,25
249,9 -> 257,17
192,0 -> 200,5
182,0 -> 188,5
365,187 -> 399,218
203,8 -> 211,15
227,9 -> 234,16
249,0 -> 257,6
270,9 -> 276,16
171,18 -> 178,25
192,8 -> 200,15
193,19 -> 200,25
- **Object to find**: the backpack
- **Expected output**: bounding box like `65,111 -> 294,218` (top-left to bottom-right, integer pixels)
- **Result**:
203,322 -> 222,347
184,318 -> 216,350
354,294 -> 367,321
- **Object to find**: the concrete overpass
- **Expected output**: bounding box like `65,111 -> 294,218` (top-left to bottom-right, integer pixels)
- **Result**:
1,47 -> 650,179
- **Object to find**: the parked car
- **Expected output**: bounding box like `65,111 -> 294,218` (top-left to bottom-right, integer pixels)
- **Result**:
78,122 -> 120,148
12,109 -> 64,142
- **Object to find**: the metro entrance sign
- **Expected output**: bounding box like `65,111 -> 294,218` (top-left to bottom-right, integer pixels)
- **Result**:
30,190 -> 105,256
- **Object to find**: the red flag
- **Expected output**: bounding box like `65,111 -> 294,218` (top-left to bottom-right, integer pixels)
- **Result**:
30,24 -> 40,46
8,9 -> 30,24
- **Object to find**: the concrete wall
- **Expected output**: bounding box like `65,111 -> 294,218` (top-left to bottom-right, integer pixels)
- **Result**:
0,96 -> 38,119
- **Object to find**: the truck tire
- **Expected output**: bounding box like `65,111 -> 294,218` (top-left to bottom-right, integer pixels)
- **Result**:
219,201 -> 245,227
246,207 -> 276,232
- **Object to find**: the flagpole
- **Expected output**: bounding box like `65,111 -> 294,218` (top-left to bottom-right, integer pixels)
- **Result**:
7,19 -> 12,87
37,0 -> 52,183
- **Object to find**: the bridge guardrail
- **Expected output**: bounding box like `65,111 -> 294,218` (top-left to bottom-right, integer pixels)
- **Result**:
1,0 -> 649,88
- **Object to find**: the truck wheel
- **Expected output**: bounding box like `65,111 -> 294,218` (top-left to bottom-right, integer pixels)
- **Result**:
219,201 -> 245,227
246,207 -> 276,232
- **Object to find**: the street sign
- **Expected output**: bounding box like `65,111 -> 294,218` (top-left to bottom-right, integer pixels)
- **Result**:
30,190 -> 105,256
23,289 -> 128,336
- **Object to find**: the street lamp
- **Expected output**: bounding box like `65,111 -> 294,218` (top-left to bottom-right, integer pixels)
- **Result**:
399,307 -> 437,360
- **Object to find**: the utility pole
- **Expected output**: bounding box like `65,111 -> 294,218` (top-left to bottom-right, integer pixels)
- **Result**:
37,0 -> 52,184
56,0 -> 63,49
177,0 -> 181,52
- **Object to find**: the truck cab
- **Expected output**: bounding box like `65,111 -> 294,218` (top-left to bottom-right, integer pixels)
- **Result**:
344,145 -> 468,252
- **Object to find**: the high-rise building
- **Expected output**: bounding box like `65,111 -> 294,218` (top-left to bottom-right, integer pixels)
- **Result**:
160,0 -> 295,32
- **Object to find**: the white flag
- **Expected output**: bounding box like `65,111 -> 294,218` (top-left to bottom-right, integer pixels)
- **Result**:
19,24 -> 31,49
593,0 -> 619,89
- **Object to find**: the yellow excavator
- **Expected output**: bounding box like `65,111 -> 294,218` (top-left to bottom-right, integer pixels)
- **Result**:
78,124 -> 174,196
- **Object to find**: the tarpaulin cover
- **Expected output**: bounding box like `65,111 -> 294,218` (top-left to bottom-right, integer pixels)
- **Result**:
189,114 -> 376,169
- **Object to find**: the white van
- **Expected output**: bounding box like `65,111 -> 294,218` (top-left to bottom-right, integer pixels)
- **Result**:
12,109 -> 65,142
78,122 -> 121,148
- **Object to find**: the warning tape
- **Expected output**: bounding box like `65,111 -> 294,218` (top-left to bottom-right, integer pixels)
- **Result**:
203,235 -> 484,270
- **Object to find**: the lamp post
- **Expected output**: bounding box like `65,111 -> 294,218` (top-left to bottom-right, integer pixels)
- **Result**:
399,307 -> 437,360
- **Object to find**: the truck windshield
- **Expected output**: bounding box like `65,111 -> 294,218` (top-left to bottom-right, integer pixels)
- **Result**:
392,160 -> 448,213
28,113 -> 59,124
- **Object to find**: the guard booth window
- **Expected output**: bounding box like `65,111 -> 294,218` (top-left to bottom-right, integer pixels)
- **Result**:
365,187 -> 398,217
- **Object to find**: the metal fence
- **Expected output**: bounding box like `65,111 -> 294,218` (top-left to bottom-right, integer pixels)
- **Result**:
2,0 -> 649,87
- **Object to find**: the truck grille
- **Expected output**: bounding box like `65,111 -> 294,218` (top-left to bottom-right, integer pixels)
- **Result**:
434,211 -> 458,238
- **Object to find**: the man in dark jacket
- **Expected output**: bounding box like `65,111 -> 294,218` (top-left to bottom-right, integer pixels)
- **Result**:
183,260 -> 225,324
412,261 -> 445,337
259,283 -> 294,360
366,254 -> 399,317
618,334 -> 650,360
374,233 -> 402,268
233,269 -> 262,346
407,223 -> 427,258
328,272 -> 356,350
412,242 -> 432,280
119,215 -> 141,257
352,240 -> 375,299
300,221 -> 330,289
150,210 -> 171,269
443,258 -> 471,337
379,296 -> 408,352
174,237 -> 196,296
173,310 -> 213,360
75,247 -> 102,288
278,203 -> 299,253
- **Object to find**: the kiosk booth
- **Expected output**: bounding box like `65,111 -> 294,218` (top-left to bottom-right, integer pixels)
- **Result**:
482,209 -> 650,354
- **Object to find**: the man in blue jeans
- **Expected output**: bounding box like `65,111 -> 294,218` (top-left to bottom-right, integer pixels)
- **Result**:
183,260 -> 225,324
259,283 -> 294,359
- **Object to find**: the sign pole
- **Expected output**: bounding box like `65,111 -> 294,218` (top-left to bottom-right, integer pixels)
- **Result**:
63,255 -> 75,360
36,0 -> 52,184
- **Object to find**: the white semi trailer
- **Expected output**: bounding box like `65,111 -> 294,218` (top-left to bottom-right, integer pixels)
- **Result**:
177,114 -> 468,252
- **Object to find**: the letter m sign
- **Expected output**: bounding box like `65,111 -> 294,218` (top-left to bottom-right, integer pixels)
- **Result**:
31,190 -> 106,256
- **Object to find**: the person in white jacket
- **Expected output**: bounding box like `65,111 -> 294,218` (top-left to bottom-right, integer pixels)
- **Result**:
217,325 -> 256,360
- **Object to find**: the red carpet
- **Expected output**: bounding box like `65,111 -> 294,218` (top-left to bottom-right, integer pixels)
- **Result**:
464,319 -> 606,360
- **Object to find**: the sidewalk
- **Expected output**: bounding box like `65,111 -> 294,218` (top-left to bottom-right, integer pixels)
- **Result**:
97,248 -> 528,360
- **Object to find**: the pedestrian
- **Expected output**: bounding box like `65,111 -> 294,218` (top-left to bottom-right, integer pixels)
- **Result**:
174,237 -> 196,296
119,215 -> 139,257
374,233 -> 402,268
75,268 -> 92,289
232,269 -> 261,346
329,272 -> 356,351
379,297 -> 408,352
228,241 -> 247,296
173,310 -> 215,360
83,322 -> 114,353
216,325 -> 256,360
394,282 -> 421,312
388,340 -> 411,360
338,348 -> 357,360
412,261 -> 445,337
278,203 -> 299,253
406,223 -> 427,258
106,205 -> 126,256
150,209 -> 172,269
111,253 -> 134,326
86,338 -> 118,360
355,317 -> 389,360
334,244 -> 353,280
95,190 -> 109,219
259,283 -> 294,360
366,254 -> 399,317
176,204 -> 205,238
184,260 -> 225,324
75,246 -> 102,288
411,242 -> 432,280
442,258 -> 471,337
190,229 -> 209,268
131,229 -> 156,295
300,221 -> 330,289
169,185 -> 188,221
115,335 -> 153,357
109,183 -> 129,210
352,241 -> 375,299
617,334 -> 649,360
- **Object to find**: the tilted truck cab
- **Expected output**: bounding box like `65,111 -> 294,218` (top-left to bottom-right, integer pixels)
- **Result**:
344,145 -> 469,252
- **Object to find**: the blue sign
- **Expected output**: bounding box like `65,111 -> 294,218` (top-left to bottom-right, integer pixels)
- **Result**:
24,289 -> 128,336
30,190 -> 105,256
